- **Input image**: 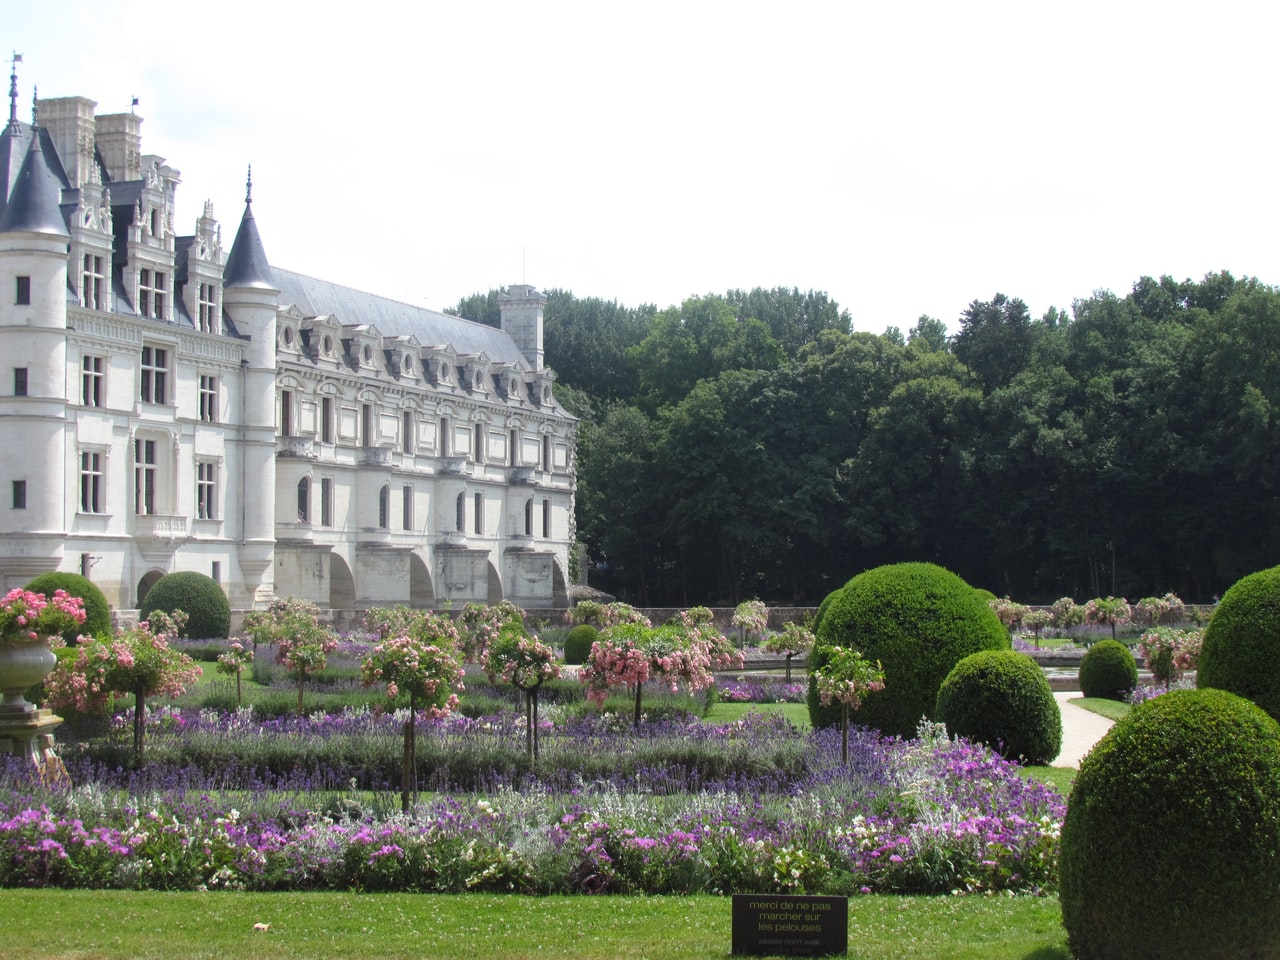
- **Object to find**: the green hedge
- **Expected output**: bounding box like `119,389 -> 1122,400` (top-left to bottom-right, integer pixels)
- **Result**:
1198,564 -> 1280,720
138,571 -> 230,640
1061,689 -> 1280,959
809,562 -> 1009,738
935,650 -> 1061,765
23,572 -> 111,642
1078,639 -> 1137,701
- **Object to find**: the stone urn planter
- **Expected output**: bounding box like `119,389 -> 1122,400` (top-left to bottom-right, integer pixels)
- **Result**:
0,588 -> 87,775
0,641 -> 57,712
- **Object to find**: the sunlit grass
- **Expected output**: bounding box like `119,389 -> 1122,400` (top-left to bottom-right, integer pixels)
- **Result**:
0,890 -> 1070,960
1070,697 -> 1131,722
705,700 -> 810,730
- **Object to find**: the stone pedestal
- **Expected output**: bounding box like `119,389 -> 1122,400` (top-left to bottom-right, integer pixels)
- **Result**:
0,707 -> 67,785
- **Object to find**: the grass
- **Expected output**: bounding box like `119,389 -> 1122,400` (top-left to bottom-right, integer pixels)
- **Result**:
704,701 -> 810,729
0,890 -> 1070,960
1021,764 -> 1075,796
1070,697 -> 1131,722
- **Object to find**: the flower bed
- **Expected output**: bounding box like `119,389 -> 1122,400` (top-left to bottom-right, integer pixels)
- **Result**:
0,711 -> 1063,896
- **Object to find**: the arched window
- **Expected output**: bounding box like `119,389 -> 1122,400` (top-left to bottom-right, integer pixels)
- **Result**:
524,497 -> 533,536
455,492 -> 466,532
297,477 -> 310,523
378,484 -> 390,529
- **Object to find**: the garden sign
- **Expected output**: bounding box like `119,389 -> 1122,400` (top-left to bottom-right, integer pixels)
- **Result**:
731,894 -> 848,956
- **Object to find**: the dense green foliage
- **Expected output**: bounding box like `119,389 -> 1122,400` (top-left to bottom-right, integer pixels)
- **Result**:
138,571 -> 230,640
23,572 -> 111,642
1198,565 -> 1280,719
935,650 -> 1061,765
1060,689 -> 1280,960
808,563 -> 1009,738
458,272 -> 1280,607
1077,640 -> 1137,701
562,624 -> 598,665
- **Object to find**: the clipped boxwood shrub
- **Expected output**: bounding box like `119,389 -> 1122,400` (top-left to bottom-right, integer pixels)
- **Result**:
1198,564 -> 1280,720
1061,689 -> 1280,960
562,624 -> 598,665
1078,639 -> 1137,700
24,572 -> 112,642
138,571 -> 230,639
808,562 -> 1009,738
935,650 -> 1061,764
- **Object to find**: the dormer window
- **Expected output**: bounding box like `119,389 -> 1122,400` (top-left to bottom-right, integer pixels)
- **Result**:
149,208 -> 159,236
139,269 -> 166,320
280,325 -> 296,349
439,362 -> 450,382
402,355 -> 413,375
362,344 -> 373,364
322,335 -> 334,356
197,282 -> 218,333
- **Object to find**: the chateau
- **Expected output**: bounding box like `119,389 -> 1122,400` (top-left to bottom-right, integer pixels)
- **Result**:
0,80 -> 576,611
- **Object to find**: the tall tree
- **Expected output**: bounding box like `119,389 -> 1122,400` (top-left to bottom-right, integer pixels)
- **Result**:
951,293 -> 1038,394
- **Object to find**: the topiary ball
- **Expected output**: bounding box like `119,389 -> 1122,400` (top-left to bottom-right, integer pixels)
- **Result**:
1060,689 -> 1280,960
935,650 -> 1061,764
24,571 -> 111,642
563,624 -> 598,665
1199,564 -> 1280,720
808,562 -> 1009,738
1078,639 -> 1137,700
138,571 -> 230,640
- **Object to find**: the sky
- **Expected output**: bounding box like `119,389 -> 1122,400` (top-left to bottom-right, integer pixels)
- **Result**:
9,1 -> 1280,335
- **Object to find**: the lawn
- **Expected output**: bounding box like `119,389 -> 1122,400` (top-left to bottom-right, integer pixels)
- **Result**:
0,890 -> 1071,960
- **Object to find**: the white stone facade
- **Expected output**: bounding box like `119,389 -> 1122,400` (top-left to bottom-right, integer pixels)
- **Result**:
0,90 -> 575,611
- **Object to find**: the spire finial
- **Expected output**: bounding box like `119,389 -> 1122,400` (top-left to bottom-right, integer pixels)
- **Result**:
245,164 -> 252,205
30,84 -> 37,130
7,52 -> 21,131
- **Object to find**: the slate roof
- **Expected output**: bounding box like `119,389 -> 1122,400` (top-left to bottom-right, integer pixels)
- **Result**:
273,267 -> 529,369
0,124 -> 70,236
223,199 -> 276,291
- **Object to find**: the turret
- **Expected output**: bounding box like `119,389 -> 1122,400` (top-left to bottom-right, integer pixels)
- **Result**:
0,102 -> 70,549
222,170 -> 278,603
497,284 -> 546,370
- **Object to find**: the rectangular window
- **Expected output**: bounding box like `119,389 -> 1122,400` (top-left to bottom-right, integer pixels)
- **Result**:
15,275 -> 30,305
198,374 -> 217,422
140,345 -> 168,404
211,561 -> 221,583
320,477 -> 333,527
402,411 -> 413,454
13,367 -> 27,396
11,480 -> 25,509
134,437 -> 157,515
440,417 -> 451,457
280,390 -> 293,436
138,268 -> 165,319
473,423 -> 485,463
402,484 -> 412,531
378,486 -> 389,529
361,403 -> 373,446
197,282 -> 217,333
321,397 -> 334,443
297,478 -> 310,524
542,435 -> 552,472
79,451 -> 103,514
542,498 -> 551,539
509,429 -> 519,466
82,254 -> 104,310
473,491 -> 484,535
81,355 -> 104,407
196,460 -> 217,519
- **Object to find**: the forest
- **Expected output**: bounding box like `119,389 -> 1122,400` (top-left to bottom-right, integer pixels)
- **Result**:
451,272 -> 1279,607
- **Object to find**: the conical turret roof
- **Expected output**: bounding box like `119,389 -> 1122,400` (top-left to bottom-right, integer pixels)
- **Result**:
223,170 -> 275,290
0,124 -> 68,236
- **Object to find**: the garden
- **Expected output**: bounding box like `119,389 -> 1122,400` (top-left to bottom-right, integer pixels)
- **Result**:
2,564 -> 1280,959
